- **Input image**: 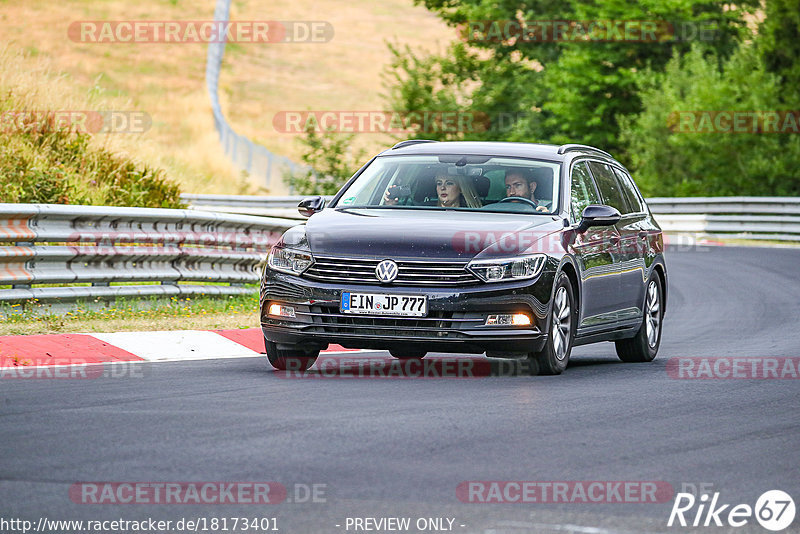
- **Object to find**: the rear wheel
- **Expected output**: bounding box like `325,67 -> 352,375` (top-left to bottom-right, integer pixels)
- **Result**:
264,339 -> 319,371
389,349 -> 427,360
527,272 -> 575,375
615,274 -> 663,362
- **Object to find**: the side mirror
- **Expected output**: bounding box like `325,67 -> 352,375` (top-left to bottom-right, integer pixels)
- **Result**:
298,196 -> 325,217
576,204 -> 621,233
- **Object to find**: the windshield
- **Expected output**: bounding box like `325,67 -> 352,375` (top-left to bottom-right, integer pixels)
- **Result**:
335,155 -> 561,214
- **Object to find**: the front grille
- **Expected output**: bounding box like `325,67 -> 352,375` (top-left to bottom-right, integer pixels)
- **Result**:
262,279 -> 310,301
297,306 -> 482,338
303,256 -> 478,286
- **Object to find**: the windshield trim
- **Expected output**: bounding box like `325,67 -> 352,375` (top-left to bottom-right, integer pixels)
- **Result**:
332,154 -> 563,214
334,205 -> 556,215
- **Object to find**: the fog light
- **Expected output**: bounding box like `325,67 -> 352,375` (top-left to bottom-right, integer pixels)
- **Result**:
485,313 -> 532,326
268,303 -> 296,318
511,313 -> 532,326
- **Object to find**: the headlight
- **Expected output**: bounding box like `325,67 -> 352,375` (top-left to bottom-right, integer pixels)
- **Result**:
268,247 -> 314,275
467,254 -> 546,283
267,227 -> 314,276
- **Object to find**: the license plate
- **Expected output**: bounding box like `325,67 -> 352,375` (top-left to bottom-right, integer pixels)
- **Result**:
341,292 -> 427,317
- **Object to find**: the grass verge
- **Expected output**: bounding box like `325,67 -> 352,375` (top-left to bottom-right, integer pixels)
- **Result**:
0,293 -> 259,336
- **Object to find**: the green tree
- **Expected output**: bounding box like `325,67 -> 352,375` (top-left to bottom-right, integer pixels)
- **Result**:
386,0 -> 758,156
758,0 -> 800,98
619,44 -> 800,197
284,125 -> 367,196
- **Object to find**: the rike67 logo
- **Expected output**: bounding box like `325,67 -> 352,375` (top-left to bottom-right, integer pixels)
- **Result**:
668,490 -> 795,531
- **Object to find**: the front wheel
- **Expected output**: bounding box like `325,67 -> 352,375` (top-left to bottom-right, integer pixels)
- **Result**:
615,274 -> 663,363
264,339 -> 319,371
527,272 -> 576,375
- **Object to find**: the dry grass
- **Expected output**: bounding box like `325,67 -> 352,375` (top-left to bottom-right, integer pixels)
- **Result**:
0,313 -> 257,336
0,294 -> 259,336
2,0 -> 454,194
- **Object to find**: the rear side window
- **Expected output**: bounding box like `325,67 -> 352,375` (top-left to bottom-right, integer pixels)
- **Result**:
612,167 -> 644,213
569,162 -> 601,223
587,161 -> 630,214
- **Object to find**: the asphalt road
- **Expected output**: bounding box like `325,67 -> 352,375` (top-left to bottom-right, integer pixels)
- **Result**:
2,246 -> 799,534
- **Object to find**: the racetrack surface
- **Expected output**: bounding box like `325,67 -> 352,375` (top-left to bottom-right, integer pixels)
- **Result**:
2,246 -> 799,533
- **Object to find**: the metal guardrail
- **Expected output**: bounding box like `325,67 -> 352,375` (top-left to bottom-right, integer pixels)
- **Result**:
5,196 -> 792,304
648,197 -> 800,241
0,205 -> 297,303
181,195 -> 800,241
181,194 -> 334,219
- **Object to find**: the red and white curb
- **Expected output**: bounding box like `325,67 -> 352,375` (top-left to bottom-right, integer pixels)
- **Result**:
0,328 -> 361,370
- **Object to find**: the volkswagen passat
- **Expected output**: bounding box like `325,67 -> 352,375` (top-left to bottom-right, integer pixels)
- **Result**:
260,141 -> 667,375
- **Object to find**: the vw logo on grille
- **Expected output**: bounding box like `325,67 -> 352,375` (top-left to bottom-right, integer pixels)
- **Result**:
375,259 -> 399,283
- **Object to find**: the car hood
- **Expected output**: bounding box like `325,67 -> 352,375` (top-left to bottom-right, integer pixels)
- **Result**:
304,208 -> 565,260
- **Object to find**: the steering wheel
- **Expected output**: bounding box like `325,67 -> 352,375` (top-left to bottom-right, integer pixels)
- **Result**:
498,196 -> 539,208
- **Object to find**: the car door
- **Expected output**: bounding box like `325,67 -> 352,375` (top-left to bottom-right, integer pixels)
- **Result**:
568,161 -> 620,328
585,161 -> 632,318
611,166 -> 650,321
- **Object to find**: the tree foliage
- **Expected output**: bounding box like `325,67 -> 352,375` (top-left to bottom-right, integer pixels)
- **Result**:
758,0 -> 800,97
620,44 -> 800,197
284,126 -> 367,196
386,0 -> 758,156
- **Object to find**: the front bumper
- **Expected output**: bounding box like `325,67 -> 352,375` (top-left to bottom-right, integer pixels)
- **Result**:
260,270 -> 553,355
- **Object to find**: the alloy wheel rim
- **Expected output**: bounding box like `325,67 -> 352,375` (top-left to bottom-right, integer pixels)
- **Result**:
645,281 -> 661,348
551,286 -> 571,361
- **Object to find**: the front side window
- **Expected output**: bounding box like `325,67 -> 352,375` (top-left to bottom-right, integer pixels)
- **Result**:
587,161 -> 630,214
612,167 -> 644,213
335,155 -> 561,214
569,161 -> 601,223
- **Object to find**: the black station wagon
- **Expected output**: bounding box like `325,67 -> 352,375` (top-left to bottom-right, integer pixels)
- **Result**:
260,141 -> 667,375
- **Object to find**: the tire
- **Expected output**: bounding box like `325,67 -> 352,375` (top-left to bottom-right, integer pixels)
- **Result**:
527,272 -> 576,375
389,349 -> 427,360
615,273 -> 663,363
264,339 -> 319,371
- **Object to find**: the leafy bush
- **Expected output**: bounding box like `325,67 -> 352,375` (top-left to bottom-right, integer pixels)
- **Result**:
620,44 -> 800,197
384,0 -> 757,158
0,92 -> 184,208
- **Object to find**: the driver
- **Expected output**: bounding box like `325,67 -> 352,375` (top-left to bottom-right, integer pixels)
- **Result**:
505,170 -> 549,212
384,173 -> 482,208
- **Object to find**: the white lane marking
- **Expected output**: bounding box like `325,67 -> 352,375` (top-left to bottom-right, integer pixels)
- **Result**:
90,330 -> 261,361
0,350 -> 373,370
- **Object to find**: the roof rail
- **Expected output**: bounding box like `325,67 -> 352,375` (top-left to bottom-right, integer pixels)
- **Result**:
557,144 -> 614,159
392,139 -> 438,150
